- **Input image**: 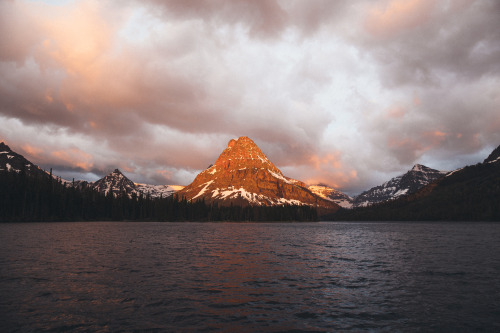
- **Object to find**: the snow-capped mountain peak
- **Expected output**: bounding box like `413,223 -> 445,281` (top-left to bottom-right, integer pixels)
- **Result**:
88,169 -> 183,199
92,169 -> 137,197
352,164 -> 448,207
411,164 -> 426,172
177,136 -> 339,211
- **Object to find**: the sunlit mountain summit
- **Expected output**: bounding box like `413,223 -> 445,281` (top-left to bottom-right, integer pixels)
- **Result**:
177,136 -> 339,212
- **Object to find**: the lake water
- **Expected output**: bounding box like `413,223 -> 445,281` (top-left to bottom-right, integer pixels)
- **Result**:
1,222 -> 499,332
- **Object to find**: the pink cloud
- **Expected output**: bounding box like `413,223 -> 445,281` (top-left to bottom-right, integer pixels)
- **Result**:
51,148 -> 94,171
364,0 -> 435,39
21,144 -> 44,160
385,105 -> 406,118
310,153 -> 342,170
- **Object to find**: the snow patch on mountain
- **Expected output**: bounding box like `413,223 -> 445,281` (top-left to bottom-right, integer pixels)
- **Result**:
268,169 -> 294,185
193,180 -> 214,200
209,186 -> 306,206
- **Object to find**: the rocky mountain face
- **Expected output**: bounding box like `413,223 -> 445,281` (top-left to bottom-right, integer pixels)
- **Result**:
352,164 -> 448,207
176,136 -> 339,212
0,142 -> 47,178
308,185 -> 353,208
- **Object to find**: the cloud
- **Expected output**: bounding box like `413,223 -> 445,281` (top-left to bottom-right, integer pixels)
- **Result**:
0,0 -> 499,196
51,148 -> 94,171
364,0 -> 435,39
138,0 -> 353,39
358,0 -> 500,86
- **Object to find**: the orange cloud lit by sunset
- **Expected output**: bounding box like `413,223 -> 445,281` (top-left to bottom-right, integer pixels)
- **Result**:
306,153 -> 358,189
51,148 -> 94,171
22,144 -> 44,159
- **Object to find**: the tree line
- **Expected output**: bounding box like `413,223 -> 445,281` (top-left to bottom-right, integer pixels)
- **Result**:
0,168 -> 318,222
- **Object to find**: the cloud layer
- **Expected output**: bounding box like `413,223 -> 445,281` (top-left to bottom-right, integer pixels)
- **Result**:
1,0 -> 499,195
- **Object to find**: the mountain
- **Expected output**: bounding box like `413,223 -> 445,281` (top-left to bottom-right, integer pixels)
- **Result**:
352,164 -> 448,207
0,142 -> 183,199
0,142 -> 47,178
332,145 -> 500,221
308,185 -> 353,208
89,169 -> 183,198
176,136 -> 339,212
93,169 -> 139,197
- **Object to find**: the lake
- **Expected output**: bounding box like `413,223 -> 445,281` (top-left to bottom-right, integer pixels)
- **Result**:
1,222 -> 499,332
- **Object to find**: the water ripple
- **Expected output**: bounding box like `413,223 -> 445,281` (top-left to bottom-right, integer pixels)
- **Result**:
0,222 -> 499,332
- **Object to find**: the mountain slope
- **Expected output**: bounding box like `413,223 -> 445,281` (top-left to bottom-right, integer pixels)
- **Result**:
177,136 -> 339,212
352,164 -> 448,207
0,142 -> 48,178
308,185 -> 353,208
484,145 -> 500,164
332,145 -> 500,221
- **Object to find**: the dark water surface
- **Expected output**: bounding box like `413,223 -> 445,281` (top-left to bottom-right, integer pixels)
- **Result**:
1,222 -> 499,332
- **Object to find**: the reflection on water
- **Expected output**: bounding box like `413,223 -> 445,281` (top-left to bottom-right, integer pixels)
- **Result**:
1,222 -> 499,332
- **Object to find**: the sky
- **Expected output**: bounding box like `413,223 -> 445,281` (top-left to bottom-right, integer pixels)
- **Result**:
1,0 -> 499,196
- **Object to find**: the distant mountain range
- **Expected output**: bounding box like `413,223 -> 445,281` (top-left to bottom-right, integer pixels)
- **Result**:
307,164 -> 449,208
0,142 -> 183,199
330,146 -> 500,221
1,139 -> 499,220
78,169 -> 183,199
352,164 -> 449,207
